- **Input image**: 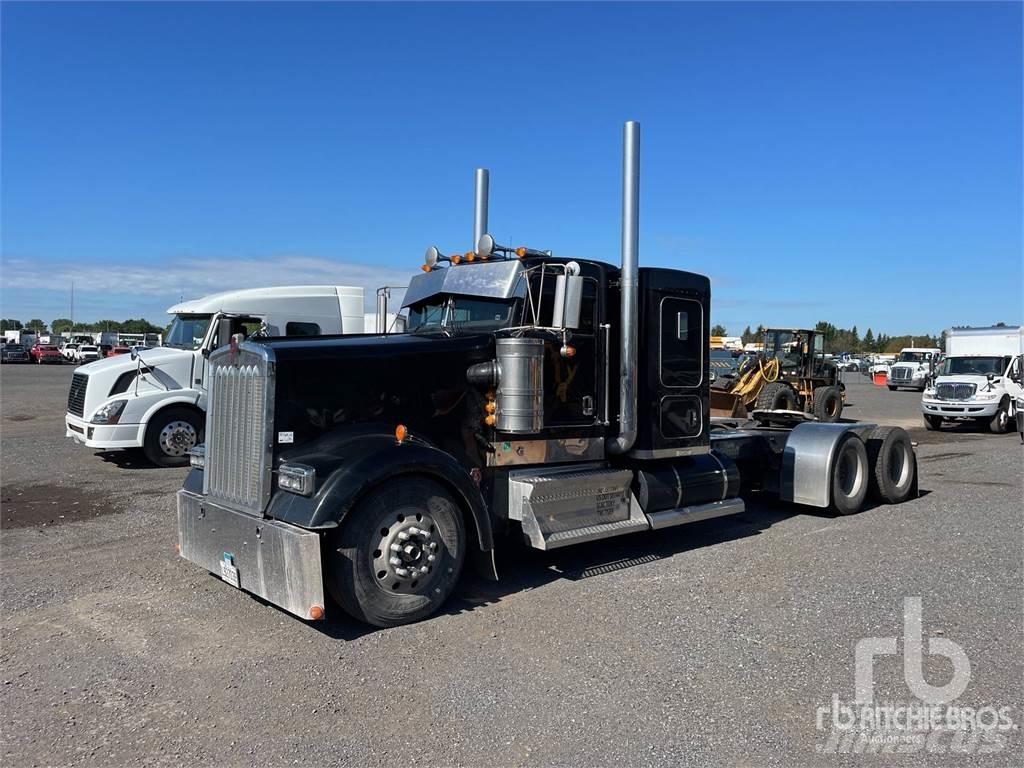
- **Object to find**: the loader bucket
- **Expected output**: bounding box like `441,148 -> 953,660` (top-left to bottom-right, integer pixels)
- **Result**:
710,388 -> 748,418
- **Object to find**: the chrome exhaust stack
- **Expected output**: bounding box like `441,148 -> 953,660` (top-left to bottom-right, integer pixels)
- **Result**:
607,120 -> 640,455
473,168 -> 489,252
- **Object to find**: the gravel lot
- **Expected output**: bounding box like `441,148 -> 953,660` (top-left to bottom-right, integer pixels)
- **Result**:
2,364 -> 1021,767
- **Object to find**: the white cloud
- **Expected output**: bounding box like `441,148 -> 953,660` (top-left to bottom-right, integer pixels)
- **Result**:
0,255 -> 414,317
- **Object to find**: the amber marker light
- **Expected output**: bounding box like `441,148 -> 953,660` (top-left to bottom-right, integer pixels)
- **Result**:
485,402 -> 496,414
309,605 -> 324,620
484,414 -> 496,426
395,424 -> 408,444
421,264 -> 431,272
464,251 -> 475,262
451,254 -> 462,265
515,247 -> 527,259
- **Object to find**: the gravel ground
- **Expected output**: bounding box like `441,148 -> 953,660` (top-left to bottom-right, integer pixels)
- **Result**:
1,364 -> 1021,767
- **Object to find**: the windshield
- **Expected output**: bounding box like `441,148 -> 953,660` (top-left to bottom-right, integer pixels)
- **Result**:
897,351 -> 932,363
408,297 -> 514,333
164,314 -> 212,349
939,356 -> 1009,377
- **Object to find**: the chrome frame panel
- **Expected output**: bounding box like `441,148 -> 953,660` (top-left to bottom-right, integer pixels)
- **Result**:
202,341 -> 276,515
628,445 -> 710,460
779,422 -> 876,508
646,497 -> 745,530
487,437 -> 605,467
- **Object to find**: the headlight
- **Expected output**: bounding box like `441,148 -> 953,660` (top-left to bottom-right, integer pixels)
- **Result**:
278,463 -> 316,496
90,400 -> 127,424
974,391 -> 998,401
189,444 -> 206,470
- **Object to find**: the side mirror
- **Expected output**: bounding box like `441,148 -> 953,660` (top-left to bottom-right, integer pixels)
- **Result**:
217,317 -> 234,350
552,263 -> 583,330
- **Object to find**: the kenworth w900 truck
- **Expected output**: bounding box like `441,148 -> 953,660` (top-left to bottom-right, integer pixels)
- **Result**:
176,123 -> 919,627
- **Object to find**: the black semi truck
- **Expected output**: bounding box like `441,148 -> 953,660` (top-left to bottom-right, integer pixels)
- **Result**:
177,122 -> 918,627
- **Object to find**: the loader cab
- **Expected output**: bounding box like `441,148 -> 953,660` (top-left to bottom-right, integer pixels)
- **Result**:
763,328 -> 829,380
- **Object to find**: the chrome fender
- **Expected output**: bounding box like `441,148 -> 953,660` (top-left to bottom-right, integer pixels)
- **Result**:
780,422 -> 878,508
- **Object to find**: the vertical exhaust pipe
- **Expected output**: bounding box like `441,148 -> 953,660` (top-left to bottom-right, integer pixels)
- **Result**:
473,168 -> 489,251
375,287 -> 390,333
607,120 -> 640,455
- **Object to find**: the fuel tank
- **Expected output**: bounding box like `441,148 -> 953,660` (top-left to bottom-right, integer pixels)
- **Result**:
631,452 -> 740,514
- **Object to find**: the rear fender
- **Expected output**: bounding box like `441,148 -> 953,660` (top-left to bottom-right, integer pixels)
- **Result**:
780,422 -> 879,508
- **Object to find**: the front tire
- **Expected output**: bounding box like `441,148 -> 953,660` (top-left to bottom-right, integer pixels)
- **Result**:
989,398 -> 1011,434
887,385 -> 897,391
756,381 -> 798,412
142,407 -> 202,467
923,414 -> 943,431
327,477 -> 466,627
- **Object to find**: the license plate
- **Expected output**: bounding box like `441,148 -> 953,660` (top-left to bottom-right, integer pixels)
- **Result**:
220,552 -> 240,588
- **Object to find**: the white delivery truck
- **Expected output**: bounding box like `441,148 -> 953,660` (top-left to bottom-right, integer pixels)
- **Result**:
886,347 -> 941,391
921,325 -> 1024,433
65,285 -> 370,466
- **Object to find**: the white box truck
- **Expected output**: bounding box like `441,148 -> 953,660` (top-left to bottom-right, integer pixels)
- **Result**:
921,325 -> 1024,433
65,285 -> 371,466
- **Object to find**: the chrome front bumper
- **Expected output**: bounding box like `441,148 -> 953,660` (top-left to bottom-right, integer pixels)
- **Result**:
176,490 -> 325,620
921,399 -> 999,418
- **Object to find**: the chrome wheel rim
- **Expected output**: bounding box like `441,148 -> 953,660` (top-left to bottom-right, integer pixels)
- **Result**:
371,506 -> 443,595
887,443 -> 910,489
837,449 -> 864,498
159,420 -> 197,457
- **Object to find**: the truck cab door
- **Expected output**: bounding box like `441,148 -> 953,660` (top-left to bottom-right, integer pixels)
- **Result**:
537,277 -> 599,427
1005,356 -> 1024,400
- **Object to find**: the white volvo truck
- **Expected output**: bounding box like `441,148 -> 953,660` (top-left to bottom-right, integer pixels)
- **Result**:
65,285 -> 369,466
886,347 -> 941,391
921,325 -> 1023,433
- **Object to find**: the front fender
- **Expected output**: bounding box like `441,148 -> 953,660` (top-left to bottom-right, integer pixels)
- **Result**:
118,389 -> 203,425
268,432 -> 494,555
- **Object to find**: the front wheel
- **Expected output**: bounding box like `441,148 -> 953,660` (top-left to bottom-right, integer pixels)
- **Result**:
887,385 -> 897,391
142,407 -> 202,467
327,477 -> 465,627
923,414 -> 943,431
989,398 -> 1012,434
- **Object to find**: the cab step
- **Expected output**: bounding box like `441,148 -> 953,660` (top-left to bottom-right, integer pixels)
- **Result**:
508,465 -> 648,550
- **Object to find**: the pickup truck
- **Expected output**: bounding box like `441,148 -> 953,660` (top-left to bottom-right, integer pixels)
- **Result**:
30,344 -> 63,364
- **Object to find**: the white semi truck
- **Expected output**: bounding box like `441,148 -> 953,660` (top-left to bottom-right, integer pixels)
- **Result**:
921,325 -> 1024,433
886,347 -> 941,391
65,285 -> 370,466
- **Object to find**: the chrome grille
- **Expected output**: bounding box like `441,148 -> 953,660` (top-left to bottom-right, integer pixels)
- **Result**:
889,366 -> 912,381
203,345 -> 275,514
67,373 -> 88,417
936,383 -> 976,401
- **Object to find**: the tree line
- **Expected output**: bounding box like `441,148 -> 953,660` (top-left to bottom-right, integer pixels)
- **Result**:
0,318 -> 164,335
732,322 -> 946,354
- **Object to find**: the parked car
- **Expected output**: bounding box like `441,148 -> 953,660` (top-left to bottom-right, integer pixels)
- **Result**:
60,343 -> 80,362
106,345 -> 132,357
0,344 -> 28,363
29,344 -> 63,364
75,345 -> 102,363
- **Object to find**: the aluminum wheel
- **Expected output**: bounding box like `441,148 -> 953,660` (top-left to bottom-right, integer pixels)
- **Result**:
158,420 -> 198,457
370,506 -> 445,595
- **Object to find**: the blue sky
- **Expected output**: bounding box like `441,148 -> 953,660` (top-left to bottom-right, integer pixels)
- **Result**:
2,1 -> 1021,336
